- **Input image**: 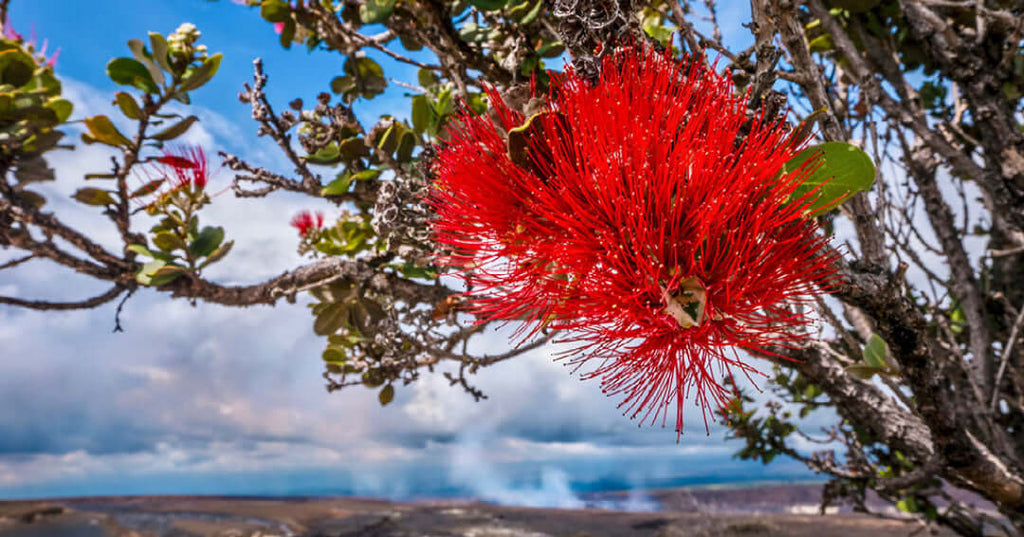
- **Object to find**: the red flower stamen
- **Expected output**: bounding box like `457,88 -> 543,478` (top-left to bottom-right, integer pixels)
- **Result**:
157,146 -> 209,190
429,45 -> 840,435
290,211 -> 325,238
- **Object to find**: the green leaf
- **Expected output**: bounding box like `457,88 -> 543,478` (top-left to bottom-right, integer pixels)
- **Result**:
0,49 -> 36,87
342,56 -> 387,100
396,130 -> 417,162
411,95 -> 433,135
398,34 -> 423,52
378,384 -> 395,406
179,53 -> 222,93
126,244 -> 155,258
152,231 -> 186,252
789,107 -> 827,148
314,302 -> 351,336
149,264 -> 188,286
469,0 -> 506,10
16,190 -> 46,209
782,141 -> 876,216
536,40 -> 565,58
337,137 -> 370,160
417,68 -> 439,88
808,34 -> 834,53
322,172 -> 353,196
896,497 -> 919,513
306,143 -> 341,165
322,347 -> 346,363
330,75 -> 355,95
127,38 -> 165,87
199,240 -> 233,268
44,98 -> 73,123
260,0 -> 291,22
507,110 -> 567,176
360,0 -> 396,24
509,0 -> 544,25
83,115 -> 133,147
862,334 -> 888,369
189,226 -> 225,258
844,363 -> 887,380
150,115 -> 198,141
130,179 -> 164,198
279,19 -> 296,49
107,57 -> 160,94
135,259 -> 167,285
72,187 -> 116,206
114,92 -> 143,120
148,32 -> 174,75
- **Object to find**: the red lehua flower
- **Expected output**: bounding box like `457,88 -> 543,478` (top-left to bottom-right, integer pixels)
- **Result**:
429,45 -> 840,434
291,211 -> 325,237
157,146 -> 209,190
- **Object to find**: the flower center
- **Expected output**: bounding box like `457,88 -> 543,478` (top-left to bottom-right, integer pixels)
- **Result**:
661,277 -> 707,329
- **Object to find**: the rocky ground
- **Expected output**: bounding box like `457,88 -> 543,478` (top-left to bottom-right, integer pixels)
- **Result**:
0,485 -> 958,537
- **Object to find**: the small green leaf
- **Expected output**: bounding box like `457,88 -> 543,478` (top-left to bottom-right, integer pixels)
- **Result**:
378,384 -> 395,406
507,110 -> 567,177
83,115 -> 132,148
862,334 -> 888,369
260,0 -> 291,22
314,302 -> 351,336
0,49 -> 36,87
359,0 -> 396,24
152,231 -> 186,252
845,363 -> 887,380
306,143 -> 341,165
130,179 -> 164,198
279,19 -> 296,49
72,187 -> 116,206
337,137 -> 370,161
789,107 -> 827,148
135,259 -> 167,285
114,92 -> 143,120
150,115 -> 198,141
411,95 -> 433,135
148,32 -> 174,74
808,34 -> 834,53
107,57 -> 160,94
469,0 -> 506,10
127,38 -> 165,87
417,68 -> 439,88
322,173 -> 353,196
509,0 -> 544,25
126,244 -> 155,258
896,497 -> 919,513
179,53 -> 222,93
396,131 -> 417,162
189,226 -> 225,258
44,99 -> 74,123
322,347 -> 346,363
199,240 -> 233,268
149,264 -> 188,286
782,141 -> 876,216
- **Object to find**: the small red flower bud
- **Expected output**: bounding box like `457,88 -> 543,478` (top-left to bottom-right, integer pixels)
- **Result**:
290,211 -> 325,238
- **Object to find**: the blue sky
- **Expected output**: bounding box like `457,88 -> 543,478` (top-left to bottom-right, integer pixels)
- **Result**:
0,0 -> 822,504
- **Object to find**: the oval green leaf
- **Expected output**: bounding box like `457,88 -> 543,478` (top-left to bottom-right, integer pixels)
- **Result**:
107,57 -> 160,94
782,141 -> 876,216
